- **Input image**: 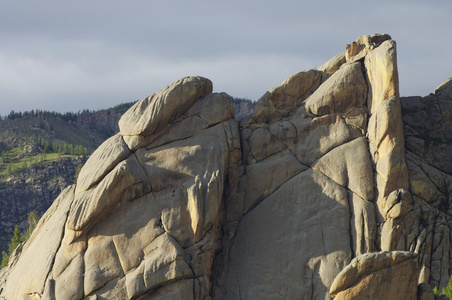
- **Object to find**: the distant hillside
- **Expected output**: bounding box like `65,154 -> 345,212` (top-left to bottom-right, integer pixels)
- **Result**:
0,102 -> 135,154
230,96 -> 254,120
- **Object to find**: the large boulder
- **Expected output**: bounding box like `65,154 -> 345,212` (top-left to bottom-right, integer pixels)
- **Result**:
329,251 -> 418,300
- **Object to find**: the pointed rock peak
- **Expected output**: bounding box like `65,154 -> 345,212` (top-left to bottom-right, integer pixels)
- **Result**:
118,76 -> 213,148
318,52 -> 346,80
346,33 -> 392,62
248,69 -> 323,123
434,77 -> 452,99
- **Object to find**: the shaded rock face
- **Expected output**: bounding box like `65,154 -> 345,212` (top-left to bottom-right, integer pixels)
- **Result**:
0,35 -> 450,299
399,77 -> 452,289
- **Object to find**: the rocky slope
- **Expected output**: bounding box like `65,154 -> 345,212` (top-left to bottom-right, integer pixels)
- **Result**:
0,34 -> 451,299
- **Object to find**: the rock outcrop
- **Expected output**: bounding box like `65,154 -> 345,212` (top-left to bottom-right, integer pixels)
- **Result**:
329,251 -> 418,300
1,34 -> 451,299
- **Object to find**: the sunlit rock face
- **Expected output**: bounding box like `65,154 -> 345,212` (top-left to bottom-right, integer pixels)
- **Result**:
1,34 -> 450,300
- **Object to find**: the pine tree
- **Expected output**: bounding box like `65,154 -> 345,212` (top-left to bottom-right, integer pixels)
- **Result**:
23,211 -> 39,241
8,225 -> 23,255
1,251 -> 8,268
6,164 -> 12,175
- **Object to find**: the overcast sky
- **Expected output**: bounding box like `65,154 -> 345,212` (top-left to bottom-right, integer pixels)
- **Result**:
0,0 -> 451,115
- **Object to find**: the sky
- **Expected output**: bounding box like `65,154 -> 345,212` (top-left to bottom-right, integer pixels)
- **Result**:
0,0 -> 451,116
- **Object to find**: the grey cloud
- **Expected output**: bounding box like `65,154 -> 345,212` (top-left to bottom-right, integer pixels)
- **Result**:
0,1 -> 451,115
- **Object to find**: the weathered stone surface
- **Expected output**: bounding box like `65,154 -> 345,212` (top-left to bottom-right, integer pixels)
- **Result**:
318,52 -> 346,80
312,137 -> 374,201
398,74 -> 452,290
242,149 -> 307,213
435,78 -> 452,99
418,283 -> 435,300
125,233 -> 193,299
304,62 -> 367,117
136,123 -> 229,247
75,134 -> 131,193
330,251 -> 418,300
251,69 -> 322,123
345,33 -> 392,63
55,253 -> 84,300
119,76 -> 213,148
365,39 -> 399,114
138,92 -> 235,151
108,194 -> 164,273
348,192 -> 377,256
291,112 -> 362,166
213,170 -> 352,299
68,153 -> 150,234
141,279 -> 195,300
84,235 -> 123,295
361,37 -> 409,255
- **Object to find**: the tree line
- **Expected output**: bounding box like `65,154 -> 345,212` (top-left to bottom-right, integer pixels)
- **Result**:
3,101 -> 136,122
34,136 -> 88,156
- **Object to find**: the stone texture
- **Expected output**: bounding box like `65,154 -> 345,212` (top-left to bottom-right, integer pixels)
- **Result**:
75,134 -> 131,193
304,62 -> 367,117
435,78 -> 452,99
119,76 -> 213,149
312,137 -> 374,201
213,170 -> 352,299
345,33 -> 392,63
318,52 -> 346,80
242,149 -> 307,213
397,74 -> 452,290
250,69 -> 322,123
291,112 -> 362,166
348,191 -> 377,256
68,154 -> 150,234
330,251 -> 418,300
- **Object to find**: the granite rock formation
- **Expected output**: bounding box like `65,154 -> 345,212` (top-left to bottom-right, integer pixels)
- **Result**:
1,34 -> 451,299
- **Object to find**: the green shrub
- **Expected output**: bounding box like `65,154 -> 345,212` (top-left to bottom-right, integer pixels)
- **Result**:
434,275 -> 452,299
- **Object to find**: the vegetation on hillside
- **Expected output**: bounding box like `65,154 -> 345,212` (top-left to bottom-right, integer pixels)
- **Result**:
0,101 -> 136,154
434,277 -> 452,299
1,211 -> 39,268
3,101 -> 136,121
0,135 -> 88,177
230,96 -> 253,104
